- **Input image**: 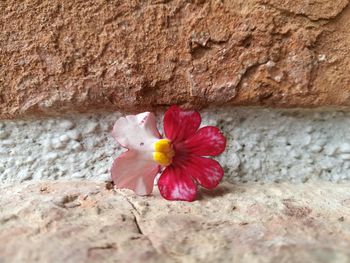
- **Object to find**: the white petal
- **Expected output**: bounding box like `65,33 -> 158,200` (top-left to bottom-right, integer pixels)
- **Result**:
111,150 -> 159,195
112,112 -> 160,151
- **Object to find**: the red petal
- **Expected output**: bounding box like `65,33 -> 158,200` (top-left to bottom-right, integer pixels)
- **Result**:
181,126 -> 226,156
184,156 -> 224,189
158,166 -> 197,202
163,105 -> 201,143
111,150 -> 160,196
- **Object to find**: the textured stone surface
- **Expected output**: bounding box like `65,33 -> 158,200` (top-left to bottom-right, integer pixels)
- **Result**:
2,108 -> 350,183
1,0 -> 350,119
0,181 -> 349,263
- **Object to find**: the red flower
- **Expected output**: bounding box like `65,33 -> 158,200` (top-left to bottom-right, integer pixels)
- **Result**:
111,106 -> 226,202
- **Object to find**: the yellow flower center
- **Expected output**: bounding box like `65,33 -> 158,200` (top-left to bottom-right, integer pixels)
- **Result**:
152,139 -> 175,166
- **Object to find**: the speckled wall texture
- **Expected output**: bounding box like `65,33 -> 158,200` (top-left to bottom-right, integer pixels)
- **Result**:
1,108 -> 350,183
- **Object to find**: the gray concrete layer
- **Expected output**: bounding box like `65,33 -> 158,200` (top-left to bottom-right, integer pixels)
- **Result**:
1,108 -> 350,183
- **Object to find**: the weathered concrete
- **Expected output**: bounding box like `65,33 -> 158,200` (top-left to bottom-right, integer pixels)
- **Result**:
2,1 -> 350,118
0,181 -> 349,263
2,108 -> 350,183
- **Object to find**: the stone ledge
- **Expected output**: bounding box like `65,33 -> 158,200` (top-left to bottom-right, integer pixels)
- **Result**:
1,1 -> 350,119
1,181 -> 349,262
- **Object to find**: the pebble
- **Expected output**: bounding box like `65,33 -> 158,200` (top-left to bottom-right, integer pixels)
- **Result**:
1,140 -> 14,147
71,142 -> 83,152
306,158 -> 314,164
340,154 -> 350,160
321,160 -> 335,170
44,152 -> 59,162
72,172 -> 85,178
318,54 -> 327,62
59,134 -> 70,142
305,126 -> 314,134
0,130 -> 10,139
339,143 -> 350,154
273,74 -> 283,83
310,145 -> 323,153
51,138 -> 66,149
324,145 -> 338,156
265,60 -> 275,68
24,157 -> 35,164
18,169 -> 32,182
67,130 -> 81,140
225,116 -> 234,122
97,167 -> 108,175
85,122 -> 99,134
60,120 -> 75,130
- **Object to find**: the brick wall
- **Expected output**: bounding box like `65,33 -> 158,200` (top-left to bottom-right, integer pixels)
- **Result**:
1,0 -> 350,118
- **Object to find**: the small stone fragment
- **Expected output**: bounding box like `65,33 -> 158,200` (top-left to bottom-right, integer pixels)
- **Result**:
324,145 -> 338,156
340,154 -> 350,160
310,145 -> 323,153
0,130 -> 9,139
318,54 -> 327,62
71,142 -> 83,152
72,172 -> 85,178
85,122 -> 99,134
339,143 -> 350,154
59,134 -> 70,142
60,120 -> 75,130
44,152 -> 59,162
67,130 -> 81,140
51,138 -> 66,149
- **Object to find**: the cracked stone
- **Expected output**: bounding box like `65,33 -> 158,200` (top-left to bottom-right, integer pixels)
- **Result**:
0,181 -> 349,263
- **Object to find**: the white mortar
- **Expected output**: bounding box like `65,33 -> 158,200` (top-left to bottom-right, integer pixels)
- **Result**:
1,108 -> 350,183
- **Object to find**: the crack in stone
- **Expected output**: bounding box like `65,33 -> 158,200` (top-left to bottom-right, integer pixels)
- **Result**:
132,212 -> 162,254
87,243 -> 117,257
132,211 -> 143,235
124,195 -> 141,216
119,193 -> 162,254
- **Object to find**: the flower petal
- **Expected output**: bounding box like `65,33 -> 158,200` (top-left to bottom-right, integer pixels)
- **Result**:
112,112 -> 161,150
183,156 -> 224,189
181,126 -> 226,156
158,166 -> 197,202
163,105 -> 201,143
111,150 -> 160,195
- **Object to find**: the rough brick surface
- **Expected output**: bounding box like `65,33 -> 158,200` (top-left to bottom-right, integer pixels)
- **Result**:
1,0 -> 350,118
0,181 -> 349,262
